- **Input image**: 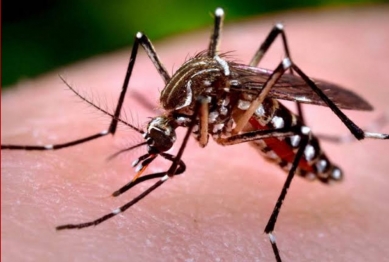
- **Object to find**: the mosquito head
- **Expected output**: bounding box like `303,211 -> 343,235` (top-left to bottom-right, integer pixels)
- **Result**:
145,116 -> 177,153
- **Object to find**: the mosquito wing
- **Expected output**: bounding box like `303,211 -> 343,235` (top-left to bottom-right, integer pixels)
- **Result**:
231,64 -> 373,111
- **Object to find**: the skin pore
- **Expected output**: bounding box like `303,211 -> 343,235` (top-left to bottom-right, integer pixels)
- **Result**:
2,6 -> 389,262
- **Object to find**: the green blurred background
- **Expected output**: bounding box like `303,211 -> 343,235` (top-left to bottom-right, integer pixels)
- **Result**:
2,0 -> 385,88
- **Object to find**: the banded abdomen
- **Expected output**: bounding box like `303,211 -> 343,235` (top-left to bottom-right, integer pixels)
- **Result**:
245,97 -> 343,183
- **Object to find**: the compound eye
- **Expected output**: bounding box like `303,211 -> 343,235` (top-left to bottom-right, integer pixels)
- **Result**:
148,127 -> 175,152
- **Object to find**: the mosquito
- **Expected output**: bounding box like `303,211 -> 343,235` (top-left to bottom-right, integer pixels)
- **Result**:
2,8 -> 388,262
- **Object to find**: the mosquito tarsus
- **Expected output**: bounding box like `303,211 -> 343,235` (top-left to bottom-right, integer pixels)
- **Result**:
2,7 -> 388,262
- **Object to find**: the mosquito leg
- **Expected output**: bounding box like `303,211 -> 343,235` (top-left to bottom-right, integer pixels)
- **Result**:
250,24 -> 290,67
56,174 -> 170,230
217,125 -> 310,262
233,58 -> 291,134
1,33 -> 170,151
265,129 -> 310,262
249,23 -> 306,124
109,32 -> 170,134
207,8 -> 224,58
217,126 -> 298,145
57,154 -> 186,230
167,96 -> 208,177
136,32 -> 170,84
291,64 -> 389,140
198,98 -> 210,147
112,153 -> 186,197
316,113 -> 389,143
57,156 -> 186,230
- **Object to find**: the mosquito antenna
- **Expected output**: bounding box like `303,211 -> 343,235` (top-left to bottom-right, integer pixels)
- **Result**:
59,75 -> 144,134
106,142 -> 148,161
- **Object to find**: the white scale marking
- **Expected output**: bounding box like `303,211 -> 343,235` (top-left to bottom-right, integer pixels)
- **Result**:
179,80 -> 193,109
100,130 -> 109,135
176,117 -> 187,125
295,96 -> 312,103
208,111 -> 219,123
271,116 -> 285,129
135,164 -> 143,173
282,58 -> 292,69
215,7 -> 224,17
275,23 -> 284,30
161,175 -> 169,182
301,126 -> 311,135
290,135 -> 301,147
316,159 -> 327,173
222,97 -> 230,106
203,80 -> 211,86
219,106 -> 228,115
304,144 -> 315,161
364,132 -> 388,139
214,56 -> 230,76
229,80 -> 240,86
192,125 -> 199,133
255,104 -> 265,117
132,159 -> 140,167
112,208 -> 121,215
268,233 -> 276,243
331,168 -> 342,180
212,123 -> 224,133
237,99 -> 251,110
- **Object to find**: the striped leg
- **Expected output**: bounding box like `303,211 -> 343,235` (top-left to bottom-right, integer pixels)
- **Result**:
56,153 -> 185,230
316,113 -> 389,143
249,22 -> 306,124
217,125 -> 311,262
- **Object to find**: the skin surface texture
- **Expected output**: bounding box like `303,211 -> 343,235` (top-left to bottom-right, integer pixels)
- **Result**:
2,6 -> 389,262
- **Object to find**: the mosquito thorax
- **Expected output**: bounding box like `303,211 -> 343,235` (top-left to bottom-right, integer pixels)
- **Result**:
145,116 -> 177,153
160,55 -> 230,111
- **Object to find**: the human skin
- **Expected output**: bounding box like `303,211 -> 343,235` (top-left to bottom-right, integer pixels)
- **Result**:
2,6 -> 389,262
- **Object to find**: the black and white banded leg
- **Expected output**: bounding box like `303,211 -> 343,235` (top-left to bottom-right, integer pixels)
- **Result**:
56,153 -> 185,230
316,113 -> 389,143
249,22 -> 306,124
217,125 -> 311,262
289,63 -> 389,140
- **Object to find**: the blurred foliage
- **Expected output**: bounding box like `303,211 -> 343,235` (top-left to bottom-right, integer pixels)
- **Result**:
2,0 -> 385,87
